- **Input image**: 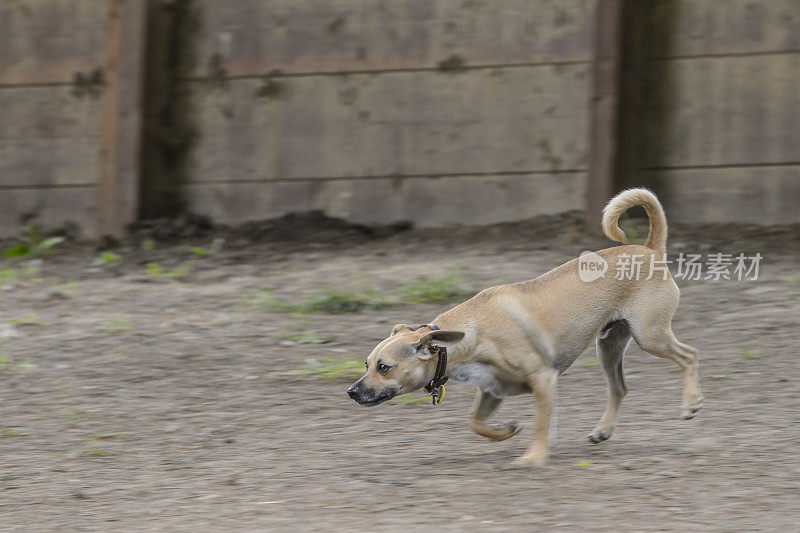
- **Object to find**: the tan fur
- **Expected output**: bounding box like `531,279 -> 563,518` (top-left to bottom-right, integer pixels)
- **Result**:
348,189 -> 702,466
602,188 -> 668,254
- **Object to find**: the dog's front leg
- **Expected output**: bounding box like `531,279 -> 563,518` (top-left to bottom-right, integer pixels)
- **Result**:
513,367 -> 557,466
469,390 -> 521,442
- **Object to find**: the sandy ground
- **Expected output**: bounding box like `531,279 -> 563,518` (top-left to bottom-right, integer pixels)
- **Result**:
1,214 -> 799,531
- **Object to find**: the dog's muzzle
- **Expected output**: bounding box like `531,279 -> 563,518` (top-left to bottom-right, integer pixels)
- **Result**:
347,380 -> 396,407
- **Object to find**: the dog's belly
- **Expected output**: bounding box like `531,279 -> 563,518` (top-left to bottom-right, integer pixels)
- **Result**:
449,362 -> 530,397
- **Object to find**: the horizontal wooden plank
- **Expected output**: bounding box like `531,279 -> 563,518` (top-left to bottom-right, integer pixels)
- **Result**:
192,0 -> 595,77
186,64 -> 590,182
0,85 -> 102,140
641,54 -> 800,168
0,137 -> 100,187
0,186 -> 96,238
184,173 -> 585,227
645,0 -> 800,58
646,165 -> 800,224
0,0 -> 107,85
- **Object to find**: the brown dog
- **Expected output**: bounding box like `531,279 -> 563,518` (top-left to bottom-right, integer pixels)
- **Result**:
347,189 -> 702,465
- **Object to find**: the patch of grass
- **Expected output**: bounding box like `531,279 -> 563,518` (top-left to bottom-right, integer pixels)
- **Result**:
189,238 -> 225,257
392,395 -> 431,406
145,262 -> 188,279
9,315 -> 44,326
573,461 -> 595,467
297,358 -> 364,380
83,450 -> 109,456
94,251 -> 121,265
52,279 -> 78,296
396,272 -> 473,303
3,226 -> 64,258
737,349 -> 760,360
99,316 -> 131,332
252,288 -> 388,314
2,428 -> 27,437
299,291 -> 387,314
581,360 -> 598,366
142,239 -> 156,252
0,269 -> 18,283
83,433 -> 124,441
68,410 -> 89,421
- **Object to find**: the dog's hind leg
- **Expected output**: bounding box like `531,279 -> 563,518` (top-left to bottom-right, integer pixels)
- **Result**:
632,324 -> 703,420
469,390 -> 521,442
588,321 -> 632,443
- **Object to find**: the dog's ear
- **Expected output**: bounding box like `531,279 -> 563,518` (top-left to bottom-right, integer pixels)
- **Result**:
413,330 -> 465,358
390,323 -> 416,336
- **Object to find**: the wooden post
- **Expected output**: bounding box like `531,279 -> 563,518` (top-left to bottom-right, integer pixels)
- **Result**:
586,0 -> 626,229
98,0 -> 148,238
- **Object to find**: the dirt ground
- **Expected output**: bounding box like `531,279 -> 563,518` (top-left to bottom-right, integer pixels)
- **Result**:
1,213 -> 799,531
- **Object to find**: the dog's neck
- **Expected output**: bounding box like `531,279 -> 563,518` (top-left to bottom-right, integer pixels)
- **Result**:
429,309 -> 480,366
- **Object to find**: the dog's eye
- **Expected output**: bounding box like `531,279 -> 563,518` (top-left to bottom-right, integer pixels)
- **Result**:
377,363 -> 390,374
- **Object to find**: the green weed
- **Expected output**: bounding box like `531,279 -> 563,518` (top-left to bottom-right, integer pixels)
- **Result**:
142,239 -> 156,252
297,358 -> 364,379
99,316 -> 131,332
94,251 -> 121,265
145,262 -> 188,279
737,349 -> 760,360
83,450 -> 109,456
2,428 -> 28,437
581,360 -> 598,366
3,226 -> 64,258
189,238 -> 225,257
83,433 -> 124,441
396,272 -> 473,303
9,315 -> 44,326
392,395 -> 431,406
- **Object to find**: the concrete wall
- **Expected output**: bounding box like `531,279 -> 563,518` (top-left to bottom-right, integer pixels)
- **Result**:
1,0 -> 798,238
637,0 -> 800,224
180,0 -> 596,227
0,0 -> 107,237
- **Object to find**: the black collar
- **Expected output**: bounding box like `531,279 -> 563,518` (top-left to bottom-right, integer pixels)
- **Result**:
423,345 -> 448,405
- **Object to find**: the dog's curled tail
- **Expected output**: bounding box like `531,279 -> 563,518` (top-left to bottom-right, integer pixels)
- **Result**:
602,188 -> 667,254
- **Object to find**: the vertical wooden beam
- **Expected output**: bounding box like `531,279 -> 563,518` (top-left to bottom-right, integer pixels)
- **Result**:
586,0 -> 626,229
98,0 -> 148,238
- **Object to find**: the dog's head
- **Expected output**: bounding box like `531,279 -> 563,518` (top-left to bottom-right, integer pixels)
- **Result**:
347,324 -> 465,406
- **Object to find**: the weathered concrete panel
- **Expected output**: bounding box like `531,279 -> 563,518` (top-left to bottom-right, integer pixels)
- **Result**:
0,138 -> 100,187
641,53 -> 800,168
647,166 -> 800,225
187,64 -> 590,182
646,0 -> 800,58
0,86 -> 101,141
0,186 -> 97,238
184,172 -> 585,227
0,0 -> 107,84
193,0 -> 595,77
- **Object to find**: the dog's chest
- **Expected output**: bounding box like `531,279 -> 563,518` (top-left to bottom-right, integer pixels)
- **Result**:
448,361 -> 529,397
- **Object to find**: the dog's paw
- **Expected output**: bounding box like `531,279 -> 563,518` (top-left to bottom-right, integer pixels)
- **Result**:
587,428 -> 613,444
681,397 -> 703,420
498,420 -> 522,440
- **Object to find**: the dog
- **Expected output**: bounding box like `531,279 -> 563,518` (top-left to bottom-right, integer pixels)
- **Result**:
347,189 -> 702,465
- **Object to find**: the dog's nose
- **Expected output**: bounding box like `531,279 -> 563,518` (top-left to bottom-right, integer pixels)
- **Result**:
347,386 -> 359,399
